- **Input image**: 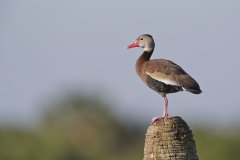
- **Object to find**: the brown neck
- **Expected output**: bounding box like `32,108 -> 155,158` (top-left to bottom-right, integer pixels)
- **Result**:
135,49 -> 154,77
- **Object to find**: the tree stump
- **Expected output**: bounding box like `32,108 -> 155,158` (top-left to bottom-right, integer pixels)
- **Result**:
143,116 -> 198,160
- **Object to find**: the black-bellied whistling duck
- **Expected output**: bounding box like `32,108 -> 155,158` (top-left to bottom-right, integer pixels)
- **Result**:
127,34 -> 202,123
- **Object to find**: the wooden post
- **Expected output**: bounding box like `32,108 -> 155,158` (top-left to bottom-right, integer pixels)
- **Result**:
143,116 -> 198,160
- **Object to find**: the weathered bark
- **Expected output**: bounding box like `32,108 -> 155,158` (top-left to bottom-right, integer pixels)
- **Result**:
143,116 -> 198,160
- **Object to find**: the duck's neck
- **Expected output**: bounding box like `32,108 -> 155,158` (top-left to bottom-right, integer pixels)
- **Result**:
135,49 -> 154,77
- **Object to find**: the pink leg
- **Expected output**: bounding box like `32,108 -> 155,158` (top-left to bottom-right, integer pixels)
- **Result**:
151,96 -> 169,124
162,96 -> 169,118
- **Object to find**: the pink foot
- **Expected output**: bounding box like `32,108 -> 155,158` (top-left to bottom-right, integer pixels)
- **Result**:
151,116 -> 162,124
151,114 -> 169,124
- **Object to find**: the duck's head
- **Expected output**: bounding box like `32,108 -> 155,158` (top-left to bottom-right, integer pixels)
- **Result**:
127,34 -> 155,52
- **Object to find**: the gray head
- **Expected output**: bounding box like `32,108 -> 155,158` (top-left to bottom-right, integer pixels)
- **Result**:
127,34 -> 155,52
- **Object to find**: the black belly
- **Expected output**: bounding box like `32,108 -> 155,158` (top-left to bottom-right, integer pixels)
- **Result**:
146,76 -> 183,94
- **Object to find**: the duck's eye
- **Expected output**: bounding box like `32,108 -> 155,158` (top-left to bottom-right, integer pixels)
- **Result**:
140,38 -> 144,40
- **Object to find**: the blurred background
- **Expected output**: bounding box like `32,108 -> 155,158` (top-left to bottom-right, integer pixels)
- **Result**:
0,0 -> 240,159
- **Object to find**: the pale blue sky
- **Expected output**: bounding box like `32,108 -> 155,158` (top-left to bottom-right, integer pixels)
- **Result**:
1,0 -> 240,126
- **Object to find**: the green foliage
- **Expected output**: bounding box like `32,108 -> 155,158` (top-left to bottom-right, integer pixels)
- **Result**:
0,94 -> 239,160
194,128 -> 240,160
0,95 -> 144,160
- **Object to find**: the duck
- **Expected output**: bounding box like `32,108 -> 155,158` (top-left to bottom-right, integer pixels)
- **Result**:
127,34 -> 202,123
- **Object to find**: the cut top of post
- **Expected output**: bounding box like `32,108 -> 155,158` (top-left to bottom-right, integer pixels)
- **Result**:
143,116 -> 198,160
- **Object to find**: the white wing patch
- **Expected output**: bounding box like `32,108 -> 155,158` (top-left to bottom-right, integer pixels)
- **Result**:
146,72 -> 180,86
